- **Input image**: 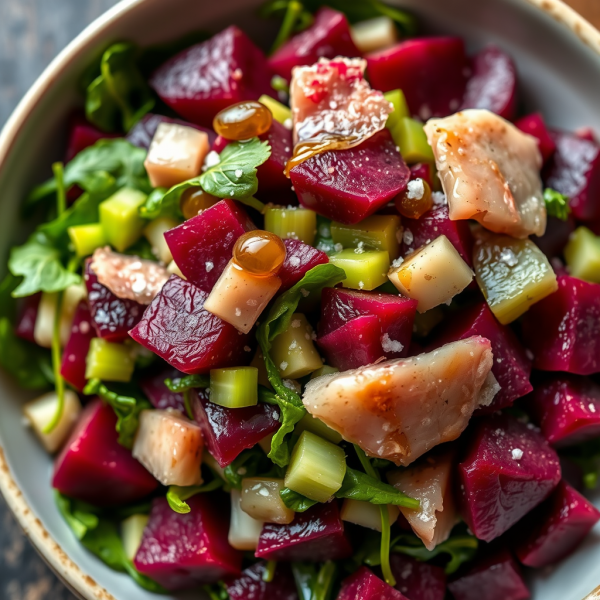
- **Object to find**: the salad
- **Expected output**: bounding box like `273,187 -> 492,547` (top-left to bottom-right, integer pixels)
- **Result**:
2,1 -> 600,599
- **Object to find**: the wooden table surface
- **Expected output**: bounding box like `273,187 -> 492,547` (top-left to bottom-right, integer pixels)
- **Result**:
0,0 -> 598,598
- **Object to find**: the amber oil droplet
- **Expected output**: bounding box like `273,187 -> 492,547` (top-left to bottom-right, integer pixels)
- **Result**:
213,101 -> 273,141
180,187 -> 219,219
395,179 -> 433,219
233,231 -> 286,276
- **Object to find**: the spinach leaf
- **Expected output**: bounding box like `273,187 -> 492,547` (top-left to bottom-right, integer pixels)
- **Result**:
0,274 -> 19,320
544,188 -> 571,221
279,487 -> 318,512
166,479 -> 224,514
164,373 -> 210,393
291,562 -> 337,600
55,492 -> 100,540
223,447 -> 276,490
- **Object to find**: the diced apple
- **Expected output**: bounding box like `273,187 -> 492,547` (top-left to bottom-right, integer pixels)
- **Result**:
351,17 -> 398,54
340,499 -> 399,532
132,409 -> 203,487
144,217 -> 179,264
240,477 -> 295,525
122,514 -> 149,562
228,488 -> 263,551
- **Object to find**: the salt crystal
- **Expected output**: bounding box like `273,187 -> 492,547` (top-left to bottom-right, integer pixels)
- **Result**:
511,448 -> 523,460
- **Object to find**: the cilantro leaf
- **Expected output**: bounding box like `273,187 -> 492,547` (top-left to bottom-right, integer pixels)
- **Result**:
544,188 -> 571,221
166,479 -> 224,514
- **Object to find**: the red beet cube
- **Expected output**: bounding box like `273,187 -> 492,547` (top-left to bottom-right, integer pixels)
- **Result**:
130,275 -> 251,374
85,260 -> 145,342
337,567 -> 409,600
366,37 -> 469,119
290,129 -> 409,224
269,8 -> 360,81
255,501 -> 352,562
390,554 -> 447,600
150,26 -> 274,127
521,276 -> 600,376
428,302 -> 532,412
140,366 -> 186,412
191,388 -> 280,467
15,293 -> 40,344
409,163 -> 434,188
448,549 -> 529,600
134,495 -> 242,590
257,119 -> 293,195
514,480 -> 600,568
458,414 -> 561,542
60,301 -> 96,392
165,199 -> 256,292
225,561 -> 298,600
515,113 -> 556,163
526,375 -> 600,447
460,46 -> 517,121
65,112 -> 117,162
544,130 -> 600,222
52,400 -> 158,506
279,239 -> 329,292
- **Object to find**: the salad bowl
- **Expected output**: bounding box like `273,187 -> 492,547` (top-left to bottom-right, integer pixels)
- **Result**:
0,0 -> 600,599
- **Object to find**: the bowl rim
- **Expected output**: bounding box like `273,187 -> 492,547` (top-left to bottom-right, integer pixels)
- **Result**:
1,0 -> 600,598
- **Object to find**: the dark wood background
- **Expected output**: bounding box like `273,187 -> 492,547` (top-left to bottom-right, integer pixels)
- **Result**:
0,0 -> 598,598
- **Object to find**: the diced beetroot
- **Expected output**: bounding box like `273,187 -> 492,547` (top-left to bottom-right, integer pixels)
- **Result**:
212,135 -> 229,154
269,8 -> 360,81
65,113 -> 117,162
337,567 -> 409,600
191,388 -> 280,467
532,215 -> 575,259
279,239 -> 329,292
164,199 -> 256,292
150,26 -> 274,127
428,302 -> 532,413
390,554 -> 447,600
130,275 -> 251,375
460,46 -> 517,121
399,203 -> 474,267
514,480 -> 600,568
257,120 -> 293,195
52,400 -> 158,506
521,276 -> 600,375
544,130 -> 600,222
60,301 -> 95,392
126,112 -> 216,150
15,293 -> 40,344
140,366 -> 186,411
448,549 -> 529,600
576,127 -> 597,142
515,113 -> 556,163
458,414 -> 561,542
409,163 -> 434,188
366,37 -> 469,119
290,129 -> 410,224
226,561 -> 298,600
134,495 -> 242,590
255,501 -> 352,562
526,374 -> 600,447
84,260 -> 144,342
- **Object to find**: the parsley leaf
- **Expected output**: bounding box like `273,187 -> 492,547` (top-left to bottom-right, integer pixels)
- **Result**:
544,188 -> 571,221
166,479 -> 224,514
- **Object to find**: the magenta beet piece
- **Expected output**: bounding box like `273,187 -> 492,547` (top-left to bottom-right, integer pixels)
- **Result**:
460,46 -> 517,121
255,501 -> 352,562
290,129 -> 409,224
279,239 -> 329,292
269,8 -> 360,81
366,37 -> 469,119
532,215 -> 575,259
53,400 -> 158,506
60,301 -> 95,392
521,275 -> 600,375
226,561 -> 298,600
458,414 -> 561,542
428,302 -> 532,412
140,366 -> 186,411
544,130 -> 600,222
130,275 -> 251,374
165,199 -> 256,291
191,388 -> 280,467
448,549 -> 529,600
150,26 -> 274,127
85,260 -> 144,342
399,203 -> 474,266
526,374 -> 600,447
337,567 -> 409,600
212,135 -> 229,153
134,495 -> 242,590
258,120 -> 293,194
577,127 -> 597,142
515,113 -> 556,163
15,293 -> 40,344
390,554 -> 447,600
514,480 -> 600,568
410,163 -> 434,188
65,113 -> 117,162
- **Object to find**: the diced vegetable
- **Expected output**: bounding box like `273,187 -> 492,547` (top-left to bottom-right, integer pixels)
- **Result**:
258,94 -> 291,125
340,499 -> 399,532
68,223 -> 107,258
296,412 -> 342,444
330,249 -> 390,291
60,301 -> 96,392
240,477 -> 294,525
390,554 -> 447,600
143,216 -> 178,264
209,367 -> 258,409
390,118 -> 435,164
515,112 -> 556,163
99,187 -> 148,252
384,89 -> 410,131
228,488 -> 263,551
279,238 -> 329,292
338,566 -> 408,600
226,562 -> 298,600
85,337 -> 135,382
351,17 -> 398,54
331,215 -> 401,259
564,226 -> 600,283
264,206 -> 317,246
122,514 -> 149,562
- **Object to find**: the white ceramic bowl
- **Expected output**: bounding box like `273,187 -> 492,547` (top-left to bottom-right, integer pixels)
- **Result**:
1,0 -> 600,598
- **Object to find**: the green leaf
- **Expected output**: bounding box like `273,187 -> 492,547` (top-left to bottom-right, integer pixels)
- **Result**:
279,487 -> 318,512
166,479 -> 224,514
291,562 -> 336,600
164,374 -> 210,393
0,274 -> 20,320
55,492 -> 100,540
544,188 -> 571,221
202,583 -> 231,600
222,447 -> 277,490
562,438 -> 600,490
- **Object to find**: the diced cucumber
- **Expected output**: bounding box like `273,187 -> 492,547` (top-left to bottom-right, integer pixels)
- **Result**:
121,514 -> 149,561
331,215 -> 401,258
284,430 -> 346,503
564,226 -> 600,283
330,248 -> 390,291
209,367 -> 258,408
68,223 -> 107,258
241,477 -> 295,524
264,206 -> 317,245
390,117 -> 435,164
383,89 -> 410,131
295,412 -> 342,445
99,187 -> 148,252
85,338 -> 135,382
258,95 -> 292,125
143,217 -> 179,264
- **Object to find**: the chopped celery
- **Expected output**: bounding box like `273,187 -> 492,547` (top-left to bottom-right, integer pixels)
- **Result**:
331,215 -> 401,258
85,338 -> 135,382
241,477 -> 295,524
264,206 -> 317,245
99,187 -> 147,252
340,499 -> 399,532
270,313 -> 322,379
285,431 -> 346,503
209,367 -> 258,408
295,412 -> 343,445
68,223 -> 107,258
143,216 -> 178,264
473,229 -> 558,325
259,94 -> 292,125
390,117 -> 435,164
310,365 -> 339,380
384,89 -> 410,131
564,227 -> 600,283
121,514 -> 149,561
330,249 -> 390,291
